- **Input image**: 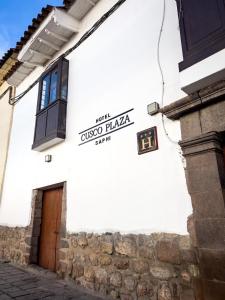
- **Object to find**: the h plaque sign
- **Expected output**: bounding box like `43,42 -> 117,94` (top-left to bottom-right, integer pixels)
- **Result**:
137,127 -> 158,155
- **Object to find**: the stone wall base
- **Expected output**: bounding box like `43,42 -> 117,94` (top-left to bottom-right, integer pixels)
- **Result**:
0,227 -> 197,299
0,226 -> 27,264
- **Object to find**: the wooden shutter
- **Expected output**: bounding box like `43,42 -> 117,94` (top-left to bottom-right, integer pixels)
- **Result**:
177,0 -> 225,70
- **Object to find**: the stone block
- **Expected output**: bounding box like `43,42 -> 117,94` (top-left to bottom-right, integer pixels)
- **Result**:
59,261 -> 67,273
77,235 -> 88,248
178,235 -> 191,250
72,263 -> 84,279
186,164 -> 222,194
158,283 -> 172,300
89,254 -> 99,266
200,101 -> 225,133
100,234 -> 113,254
24,246 -> 31,255
77,277 -> 95,290
139,246 -> 154,259
180,249 -> 197,264
188,264 -> 200,278
23,254 -> 30,265
185,150 -> 218,169
120,294 -> 133,300
114,257 -> 129,270
150,266 -> 175,280
194,218 -> 225,249
170,282 -> 179,298
59,250 -> 66,260
74,253 -> 88,264
84,267 -> 95,282
132,259 -> 149,274
199,249 -> 225,281
124,276 -> 136,292
30,254 -> 38,264
110,272 -> 122,287
31,227 -> 40,239
30,247 -> 38,257
60,239 -> 69,249
180,112 -> 202,140
95,268 -> 108,284
99,255 -> 112,266
138,233 -> 157,249
34,209 -> 42,218
136,281 -> 154,297
191,189 -> 225,218
110,290 -> 120,299
98,284 -> 109,295
31,237 -> 39,246
156,239 -> 180,264
180,271 -> 191,284
70,236 -> 78,248
217,158 -> 225,191
88,235 -> 100,251
24,236 -> 32,246
187,215 -> 198,247
115,237 -> 137,257
67,260 -> 73,275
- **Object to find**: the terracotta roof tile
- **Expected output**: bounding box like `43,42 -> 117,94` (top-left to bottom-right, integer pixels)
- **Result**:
0,49 -> 16,69
63,0 -> 77,9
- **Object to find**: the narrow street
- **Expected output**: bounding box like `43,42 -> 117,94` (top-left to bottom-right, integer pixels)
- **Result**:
0,262 -> 105,300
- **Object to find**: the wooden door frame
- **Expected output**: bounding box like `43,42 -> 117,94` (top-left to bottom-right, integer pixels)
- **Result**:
25,182 -> 67,272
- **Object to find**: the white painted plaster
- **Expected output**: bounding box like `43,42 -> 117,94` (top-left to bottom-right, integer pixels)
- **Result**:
0,83 -> 13,200
0,0 -> 192,234
180,48 -> 225,93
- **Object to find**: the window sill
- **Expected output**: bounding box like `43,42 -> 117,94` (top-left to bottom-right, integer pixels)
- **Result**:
32,134 -> 65,152
180,48 -> 225,94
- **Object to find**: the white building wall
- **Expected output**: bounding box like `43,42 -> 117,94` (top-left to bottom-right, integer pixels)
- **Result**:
0,83 -> 14,200
0,0 -> 192,234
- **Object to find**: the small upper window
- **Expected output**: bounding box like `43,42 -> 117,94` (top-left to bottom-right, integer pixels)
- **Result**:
38,58 -> 69,111
32,57 -> 69,151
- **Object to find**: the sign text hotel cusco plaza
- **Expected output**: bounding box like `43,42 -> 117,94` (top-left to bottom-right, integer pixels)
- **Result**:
78,109 -> 134,146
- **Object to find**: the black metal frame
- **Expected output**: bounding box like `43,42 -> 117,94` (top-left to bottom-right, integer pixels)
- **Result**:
36,58 -> 69,113
32,57 -> 69,151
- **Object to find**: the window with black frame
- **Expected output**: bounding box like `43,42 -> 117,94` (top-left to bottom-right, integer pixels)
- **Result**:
32,58 -> 69,151
176,0 -> 225,70
40,68 -> 58,110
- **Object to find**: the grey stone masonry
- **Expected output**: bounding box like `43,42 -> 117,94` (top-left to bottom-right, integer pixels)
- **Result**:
0,226 -> 27,265
0,226 -> 196,299
161,77 -> 225,299
58,232 -> 196,300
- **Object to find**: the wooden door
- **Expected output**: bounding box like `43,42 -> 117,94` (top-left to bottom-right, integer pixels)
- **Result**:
39,187 -> 63,271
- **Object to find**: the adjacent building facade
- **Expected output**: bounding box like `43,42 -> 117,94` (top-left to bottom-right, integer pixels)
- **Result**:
0,50 -> 17,200
0,0 -> 225,299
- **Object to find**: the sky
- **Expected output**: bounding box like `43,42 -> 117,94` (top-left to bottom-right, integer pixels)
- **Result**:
0,0 -> 64,59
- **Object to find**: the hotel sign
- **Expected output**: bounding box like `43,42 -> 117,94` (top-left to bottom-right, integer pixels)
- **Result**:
79,108 -> 134,146
137,127 -> 158,155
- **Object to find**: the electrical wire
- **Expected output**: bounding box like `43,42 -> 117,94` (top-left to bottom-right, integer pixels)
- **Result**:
0,86 -> 13,102
8,0 -> 127,105
7,0 -> 181,149
178,0 -> 183,21
157,0 -> 178,145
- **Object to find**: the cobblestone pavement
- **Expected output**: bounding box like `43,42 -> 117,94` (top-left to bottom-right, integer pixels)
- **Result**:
0,262 -> 106,300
